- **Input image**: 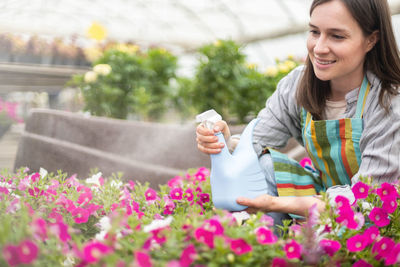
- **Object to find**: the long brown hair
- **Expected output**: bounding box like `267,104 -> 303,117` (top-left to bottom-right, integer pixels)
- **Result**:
297,0 -> 400,120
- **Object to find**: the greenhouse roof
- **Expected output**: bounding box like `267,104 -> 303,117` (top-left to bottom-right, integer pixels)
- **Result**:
2,0 -> 400,52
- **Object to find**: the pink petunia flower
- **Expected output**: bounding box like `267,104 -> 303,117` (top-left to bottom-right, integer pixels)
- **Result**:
170,187 -> 183,200
77,192 -> 93,206
362,226 -> 380,246
384,243 -> 400,266
199,193 -> 210,203
71,207 -> 90,224
352,181 -> 370,199
167,176 -> 183,188
17,240 -> 39,265
230,238 -> 252,255
255,227 -> 278,245
203,219 -> 224,236
48,209 -> 63,223
30,172 -> 40,182
372,237 -> 395,260
369,207 -> 390,227
377,183 -> 399,201
83,241 -> 112,263
49,221 -> 71,242
32,218 -> 47,241
382,197 -> 398,214
346,234 -> 367,252
335,206 -> 357,229
319,239 -> 341,257
271,257 -> 288,267
145,188 -> 158,201
180,244 -> 197,267
2,244 -> 20,266
28,187 -> 44,198
352,259 -> 373,267
163,199 -> 176,215
260,214 -> 275,227
284,240 -> 302,259
194,227 -> 214,248
335,195 -> 352,209
134,251 -> 153,267
184,188 -> 194,202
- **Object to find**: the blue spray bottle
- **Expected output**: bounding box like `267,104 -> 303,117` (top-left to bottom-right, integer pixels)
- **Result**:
196,110 -> 269,211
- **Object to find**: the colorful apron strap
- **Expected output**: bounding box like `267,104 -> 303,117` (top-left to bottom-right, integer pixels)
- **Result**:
355,75 -> 370,119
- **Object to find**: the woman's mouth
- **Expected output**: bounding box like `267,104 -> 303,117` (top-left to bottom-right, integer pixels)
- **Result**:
315,58 -> 336,65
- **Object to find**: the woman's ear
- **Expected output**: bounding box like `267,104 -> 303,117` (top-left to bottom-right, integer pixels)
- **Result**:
366,30 -> 379,52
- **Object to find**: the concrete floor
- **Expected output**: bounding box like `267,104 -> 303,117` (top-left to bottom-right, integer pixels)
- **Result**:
0,124 -> 23,171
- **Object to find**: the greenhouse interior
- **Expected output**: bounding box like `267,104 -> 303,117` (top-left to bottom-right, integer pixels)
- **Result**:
1,0 -> 400,266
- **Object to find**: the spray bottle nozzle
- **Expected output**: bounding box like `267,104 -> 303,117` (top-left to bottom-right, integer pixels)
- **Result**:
196,109 -> 222,130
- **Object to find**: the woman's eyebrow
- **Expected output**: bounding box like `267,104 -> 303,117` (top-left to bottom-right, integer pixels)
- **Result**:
308,23 -> 349,34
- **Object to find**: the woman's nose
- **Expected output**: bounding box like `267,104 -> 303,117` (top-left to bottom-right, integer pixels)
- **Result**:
314,36 -> 329,54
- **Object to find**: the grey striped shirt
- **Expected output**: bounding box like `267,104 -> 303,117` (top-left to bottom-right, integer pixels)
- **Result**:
253,65 -> 400,185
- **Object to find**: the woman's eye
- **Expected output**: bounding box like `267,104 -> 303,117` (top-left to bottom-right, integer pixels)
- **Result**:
332,34 -> 344,39
309,30 -> 319,35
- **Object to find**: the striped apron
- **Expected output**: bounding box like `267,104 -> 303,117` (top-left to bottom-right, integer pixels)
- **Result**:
268,76 -> 370,197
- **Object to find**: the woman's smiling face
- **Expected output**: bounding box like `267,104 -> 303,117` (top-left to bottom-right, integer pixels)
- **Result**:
307,0 -> 374,91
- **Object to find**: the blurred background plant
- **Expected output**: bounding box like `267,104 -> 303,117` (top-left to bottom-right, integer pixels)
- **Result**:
173,40 -> 302,124
0,98 -> 23,138
69,46 -> 178,120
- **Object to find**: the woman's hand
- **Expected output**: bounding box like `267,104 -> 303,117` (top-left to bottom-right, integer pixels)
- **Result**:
196,120 -> 231,154
236,194 -> 275,214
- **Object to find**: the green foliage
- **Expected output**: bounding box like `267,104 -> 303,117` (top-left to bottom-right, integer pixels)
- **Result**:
182,40 -> 301,123
69,47 -> 177,120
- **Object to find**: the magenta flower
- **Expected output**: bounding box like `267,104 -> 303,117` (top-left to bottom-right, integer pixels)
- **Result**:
363,226 -> 380,246
352,181 -> 370,199
145,188 -> 158,201
32,218 -> 47,241
336,206 -> 357,229
71,207 -> 90,224
369,207 -> 390,227
83,241 -> 112,263
335,195 -> 352,208
372,237 -> 395,260
184,188 -> 194,202
230,238 -> 252,255
48,210 -> 63,223
17,240 -> 39,265
382,197 -> 398,214
255,227 -> 278,245
352,259 -> 373,267
167,176 -> 183,188
194,227 -> 214,248
49,222 -> 71,242
170,187 -> 183,200
204,219 -> 224,236
384,243 -> 400,265
271,257 -> 288,267
30,172 -> 40,182
163,199 -> 176,215
2,244 -> 20,266
284,240 -> 302,259
260,215 -> 274,227
377,183 -> 398,201
194,170 -> 206,182
28,187 -> 44,198
319,239 -> 341,256
180,244 -> 197,267
199,193 -> 210,203
134,251 -> 153,267
77,192 -> 93,206
346,234 -> 367,252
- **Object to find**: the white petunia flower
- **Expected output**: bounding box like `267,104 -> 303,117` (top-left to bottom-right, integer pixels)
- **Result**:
86,172 -> 102,187
39,167 -> 48,179
143,216 -> 173,233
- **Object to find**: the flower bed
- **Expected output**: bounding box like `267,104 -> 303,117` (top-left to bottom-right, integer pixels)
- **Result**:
0,167 -> 399,266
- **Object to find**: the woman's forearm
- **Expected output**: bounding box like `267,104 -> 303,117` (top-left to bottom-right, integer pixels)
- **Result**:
270,196 -> 325,217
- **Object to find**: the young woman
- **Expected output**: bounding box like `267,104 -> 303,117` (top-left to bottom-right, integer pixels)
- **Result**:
196,0 -> 400,222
